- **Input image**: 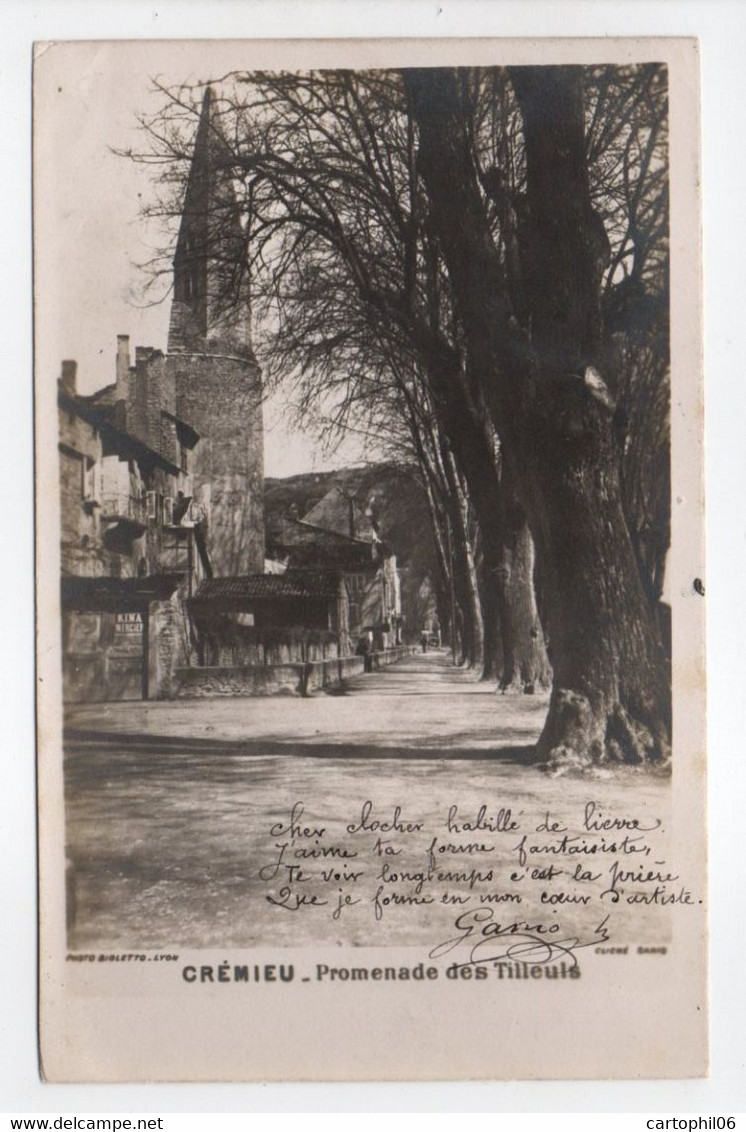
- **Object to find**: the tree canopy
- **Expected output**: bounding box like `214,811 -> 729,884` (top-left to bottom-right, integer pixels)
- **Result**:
126,63 -> 671,769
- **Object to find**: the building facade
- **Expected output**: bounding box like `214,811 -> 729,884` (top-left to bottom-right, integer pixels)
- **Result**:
168,87 -> 264,577
266,485 -> 403,653
58,86 -> 406,703
59,86 -> 261,702
59,358 -> 210,702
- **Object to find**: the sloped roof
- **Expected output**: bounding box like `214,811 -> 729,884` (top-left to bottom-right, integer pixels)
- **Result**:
302,485 -> 377,541
271,515 -> 371,547
86,383 -> 118,407
58,387 -> 180,475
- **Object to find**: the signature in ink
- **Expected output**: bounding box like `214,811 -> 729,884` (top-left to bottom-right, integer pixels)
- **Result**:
429,907 -> 611,968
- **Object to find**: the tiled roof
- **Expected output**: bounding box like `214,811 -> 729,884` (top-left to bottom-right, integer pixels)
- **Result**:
192,570 -> 341,602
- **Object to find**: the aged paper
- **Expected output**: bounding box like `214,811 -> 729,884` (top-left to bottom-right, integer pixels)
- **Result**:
35,37 -> 706,1082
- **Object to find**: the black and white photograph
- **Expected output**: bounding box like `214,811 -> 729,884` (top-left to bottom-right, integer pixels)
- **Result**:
34,37 -> 706,1082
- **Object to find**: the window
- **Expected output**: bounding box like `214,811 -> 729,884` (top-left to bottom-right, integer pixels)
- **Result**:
82,459 -> 93,499
161,529 -> 189,571
81,457 -> 101,507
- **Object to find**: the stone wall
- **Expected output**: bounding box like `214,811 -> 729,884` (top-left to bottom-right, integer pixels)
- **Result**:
58,402 -> 103,577
363,645 -> 418,672
171,646 -> 417,699
128,348 -> 177,462
172,350 -> 265,575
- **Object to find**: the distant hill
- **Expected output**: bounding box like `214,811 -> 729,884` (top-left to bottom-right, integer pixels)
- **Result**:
265,463 -> 401,518
265,462 -> 440,639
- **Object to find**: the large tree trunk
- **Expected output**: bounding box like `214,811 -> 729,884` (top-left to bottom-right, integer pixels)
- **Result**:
528,419 -> 670,766
477,557 -> 502,682
405,66 -> 671,769
445,419 -> 542,687
498,501 -> 552,693
418,449 -> 462,660
442,446 -> 484,669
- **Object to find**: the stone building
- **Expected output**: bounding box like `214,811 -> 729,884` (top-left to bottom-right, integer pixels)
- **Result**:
188,569 -> 350,669
167,86 -> 265,576
58,85 -> 409,703
58,357 -> 210,702
266,484 -> 403,653
59,85 -> 262,701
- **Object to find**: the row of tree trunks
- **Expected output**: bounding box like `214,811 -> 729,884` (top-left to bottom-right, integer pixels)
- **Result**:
416,425 -> 481,668
441,444 -> 484,669
419,473 -> 454,654
420,341 -> 550,688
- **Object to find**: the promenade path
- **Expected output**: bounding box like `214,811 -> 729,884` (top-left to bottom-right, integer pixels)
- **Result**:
63,651 -> 670,952
64,650 -> 547,761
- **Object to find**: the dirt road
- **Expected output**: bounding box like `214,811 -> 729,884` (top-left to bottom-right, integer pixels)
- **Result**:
64,652 -> 672,953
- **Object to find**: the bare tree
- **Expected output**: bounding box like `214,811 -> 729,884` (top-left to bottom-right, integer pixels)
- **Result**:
124,61 -> 671,765
406,65 -> 670,767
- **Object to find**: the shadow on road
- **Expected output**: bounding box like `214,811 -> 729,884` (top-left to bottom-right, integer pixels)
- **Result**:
64,728 -> 539,765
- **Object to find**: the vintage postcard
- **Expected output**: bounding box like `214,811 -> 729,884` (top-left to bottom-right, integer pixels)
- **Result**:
35,37 -> 706,1081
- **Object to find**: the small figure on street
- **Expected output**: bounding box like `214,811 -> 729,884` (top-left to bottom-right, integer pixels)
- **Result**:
420,629 -> 428,653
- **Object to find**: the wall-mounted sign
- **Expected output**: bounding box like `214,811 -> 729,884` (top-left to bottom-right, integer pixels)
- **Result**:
114,611 -> 143,635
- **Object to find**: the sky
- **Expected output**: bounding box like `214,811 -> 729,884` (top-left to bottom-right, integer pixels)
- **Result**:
34,40 -> 368,478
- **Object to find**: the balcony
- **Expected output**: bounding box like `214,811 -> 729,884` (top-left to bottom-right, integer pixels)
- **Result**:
101,492 -> 147,536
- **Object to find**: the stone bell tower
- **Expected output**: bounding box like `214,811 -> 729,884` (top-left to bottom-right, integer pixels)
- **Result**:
168,86 -> 265,575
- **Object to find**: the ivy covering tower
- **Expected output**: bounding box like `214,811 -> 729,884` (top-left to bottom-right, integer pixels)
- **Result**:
169,86 -> 265,575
